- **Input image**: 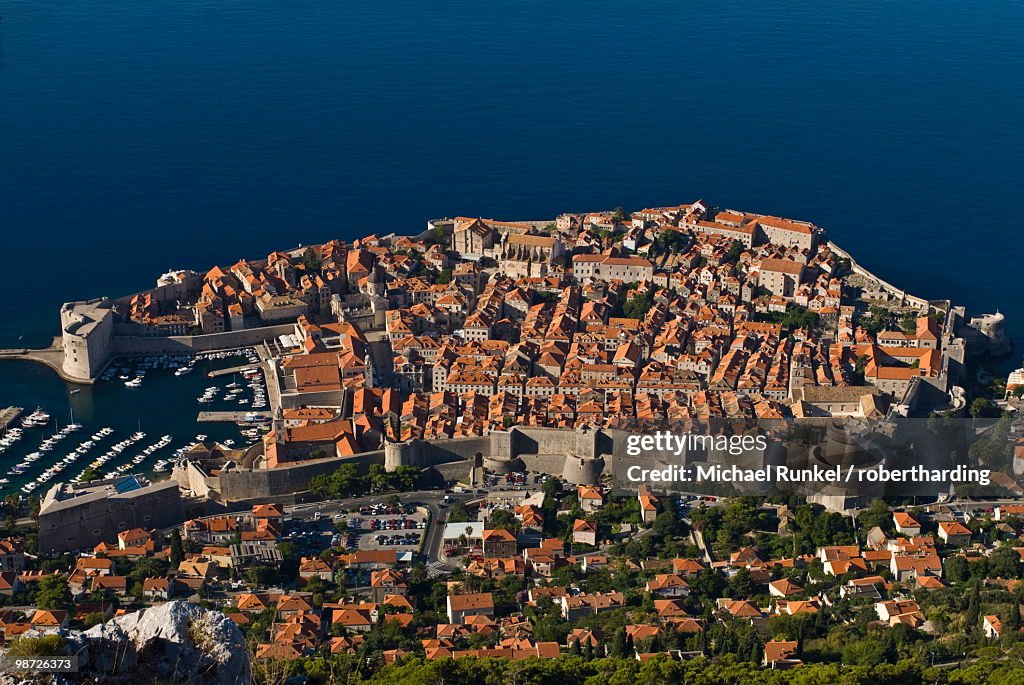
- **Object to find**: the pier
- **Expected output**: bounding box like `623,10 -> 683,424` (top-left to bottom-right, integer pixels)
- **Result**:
0,339 -> 72,380
197,411 -> 271,423
208,363 -> 260,378
1,407 -> 24,429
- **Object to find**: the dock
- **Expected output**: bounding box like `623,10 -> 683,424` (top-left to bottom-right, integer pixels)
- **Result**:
1,407 -> 24,429
0,339 -> 71,381
208,363 -> 261,378
197,411 -> 272,424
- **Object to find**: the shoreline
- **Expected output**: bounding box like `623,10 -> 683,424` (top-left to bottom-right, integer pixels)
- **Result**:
0,214 -> 1014,390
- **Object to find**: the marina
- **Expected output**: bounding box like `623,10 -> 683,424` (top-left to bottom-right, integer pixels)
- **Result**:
0,347 -> 271,498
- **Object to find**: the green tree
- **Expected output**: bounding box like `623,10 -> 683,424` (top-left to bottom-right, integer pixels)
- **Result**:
35,574 -> 72,610
446,502 -> 471,524
970,397 -> 993,418
82,611 -> 106,628
5,635 -> 64,658
488,509 -> 518,532
623,293 -> 653,320
725,240 -> 744,261
169,528 -> 185,567
302,246 -> 322,272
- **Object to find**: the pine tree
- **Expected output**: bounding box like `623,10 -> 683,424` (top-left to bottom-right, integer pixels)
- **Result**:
169,528 -> 184,567
749,639 -> 762,664
608,628 -> 627,658
965,581 -> 981,629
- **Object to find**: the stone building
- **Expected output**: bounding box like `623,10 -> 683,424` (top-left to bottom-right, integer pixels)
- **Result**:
496,233 -> 565,279
38,476 -> 183,554
758,259 -> 805,299
453,218 -> 496,258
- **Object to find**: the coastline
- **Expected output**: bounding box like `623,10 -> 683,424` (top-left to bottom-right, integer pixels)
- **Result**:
1,230 -> 1012,395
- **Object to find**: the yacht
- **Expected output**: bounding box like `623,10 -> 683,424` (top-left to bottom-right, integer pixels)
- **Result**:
125,377 -> 143,388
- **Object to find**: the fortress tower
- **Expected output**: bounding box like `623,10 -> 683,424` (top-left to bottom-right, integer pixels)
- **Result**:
60,298 -> 115,381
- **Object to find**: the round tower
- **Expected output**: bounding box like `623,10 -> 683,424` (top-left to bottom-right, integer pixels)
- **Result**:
562,454 -> 603,485
384,440 -> 416,472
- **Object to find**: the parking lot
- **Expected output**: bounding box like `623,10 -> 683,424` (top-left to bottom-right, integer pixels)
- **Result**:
351,503 -> 429,552
284,516 -> 337,555
283,502 -> 430,555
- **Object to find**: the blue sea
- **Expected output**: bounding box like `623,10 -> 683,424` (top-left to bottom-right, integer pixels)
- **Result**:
0,1 -> 1022,491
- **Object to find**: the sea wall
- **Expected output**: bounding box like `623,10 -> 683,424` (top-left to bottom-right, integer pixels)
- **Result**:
827,241 -> 930,309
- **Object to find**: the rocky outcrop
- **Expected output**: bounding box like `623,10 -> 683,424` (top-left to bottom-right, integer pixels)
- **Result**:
2,601 -> 251,685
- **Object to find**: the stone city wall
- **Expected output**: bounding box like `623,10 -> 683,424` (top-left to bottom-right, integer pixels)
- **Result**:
217,450 -> 384,501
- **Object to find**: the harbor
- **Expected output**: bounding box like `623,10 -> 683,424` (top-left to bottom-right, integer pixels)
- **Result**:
0,347 -> 272,497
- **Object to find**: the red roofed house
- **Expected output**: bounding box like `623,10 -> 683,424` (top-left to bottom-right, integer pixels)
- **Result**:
577,485 -> 604,513
763,640 -> 802,669
893,512 -> 922,536
117,528 -> 151,550
298,557 -> 333,583
447,592 -> 495,624
482,529 -> 517,559
572,519 -> 597,547
937,521 -> 971,547
637,484 -> 660,524
646,574 -> 690,599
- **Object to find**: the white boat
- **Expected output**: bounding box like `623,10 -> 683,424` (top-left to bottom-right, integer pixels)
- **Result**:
125,377 -> 143,388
